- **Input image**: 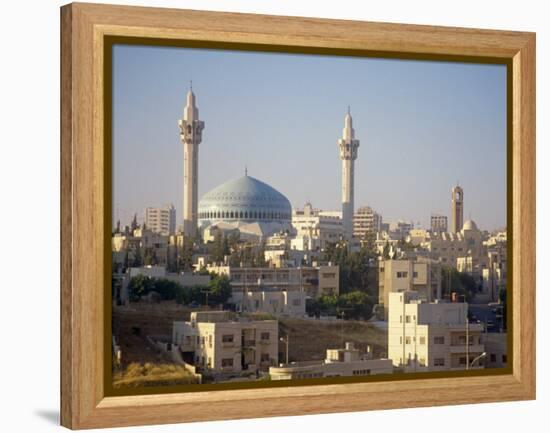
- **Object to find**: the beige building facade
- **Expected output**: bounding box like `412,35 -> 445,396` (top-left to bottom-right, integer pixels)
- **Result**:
378,258 -> 442,320
292,203 -> 343,249
353,206 -> 382,240
388,292 -> 485,372
207,265 -> 339,299
144,204 -> 176,235
269,342 -> 393,380
173,311 -> 278,376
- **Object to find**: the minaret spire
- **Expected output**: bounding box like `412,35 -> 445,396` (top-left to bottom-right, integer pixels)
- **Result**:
338,107 -> 360,241
178,84 -> 205,237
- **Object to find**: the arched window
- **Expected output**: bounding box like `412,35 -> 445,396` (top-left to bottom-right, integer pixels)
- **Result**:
230,211 -> 234,218
239,211 -> 243,219
244,211 -> 248,219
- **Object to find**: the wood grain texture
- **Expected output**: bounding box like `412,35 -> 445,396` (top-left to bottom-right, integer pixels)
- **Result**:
60,2 -> 536,429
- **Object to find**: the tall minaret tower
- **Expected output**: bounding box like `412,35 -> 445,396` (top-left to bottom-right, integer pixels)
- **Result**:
338,107 -> 360,240
178,83 -> 205,237
451,184 -> 464,233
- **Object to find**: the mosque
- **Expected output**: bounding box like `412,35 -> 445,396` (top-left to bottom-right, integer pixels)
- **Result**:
178,86 -> 358,240
197,173 -> 293,239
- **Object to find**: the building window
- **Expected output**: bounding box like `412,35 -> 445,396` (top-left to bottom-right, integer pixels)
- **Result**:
261,353 -> 270,362
405,315 -> 411,323
502,354 -> 508,363
419,336 -> 426,345
459,357 -> 467,365
261,332 -> 270,341
221,358 -> 234,368
434,336 -> 445,344
396,271 -> 408,278
222,334 -> 234,343
405,336 -> 412,345
208,335 -> 212,348
490,354 -> 497,363
413,271 -> 418,278
434,358 -> 445,367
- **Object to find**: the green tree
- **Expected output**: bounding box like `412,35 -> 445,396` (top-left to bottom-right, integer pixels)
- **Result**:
206,274 -> 232,305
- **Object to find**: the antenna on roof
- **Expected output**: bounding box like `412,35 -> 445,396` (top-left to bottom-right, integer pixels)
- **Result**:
245,165 -> 248,176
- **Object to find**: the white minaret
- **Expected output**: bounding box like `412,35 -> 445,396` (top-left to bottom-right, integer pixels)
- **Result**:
178,83 -> 205,237
338,107 -> 360,240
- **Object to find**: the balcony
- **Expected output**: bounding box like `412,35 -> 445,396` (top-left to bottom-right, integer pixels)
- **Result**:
242,340 -> 256,347
449,344 -> 484,354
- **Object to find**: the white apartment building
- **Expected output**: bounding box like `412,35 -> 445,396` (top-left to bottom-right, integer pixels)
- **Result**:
172,311 -> 278,375
269,342 -> 393,380
145,204 -> 176,235
388,292 -> 485,372
292,203 -> 343,249
378,258 -> 442,320
353,206 -> 382,239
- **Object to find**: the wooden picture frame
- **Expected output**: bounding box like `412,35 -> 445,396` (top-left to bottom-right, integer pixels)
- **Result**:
61,2 -> 535,429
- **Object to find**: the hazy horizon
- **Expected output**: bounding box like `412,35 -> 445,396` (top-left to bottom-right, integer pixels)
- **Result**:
112,44 -> 507,232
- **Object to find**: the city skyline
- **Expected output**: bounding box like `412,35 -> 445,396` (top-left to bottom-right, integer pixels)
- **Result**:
113,44 -> 507,231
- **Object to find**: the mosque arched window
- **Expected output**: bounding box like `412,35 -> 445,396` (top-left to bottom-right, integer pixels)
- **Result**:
244,211 -> 248,219
230,211 -> 234,218
239,211 -> 243,219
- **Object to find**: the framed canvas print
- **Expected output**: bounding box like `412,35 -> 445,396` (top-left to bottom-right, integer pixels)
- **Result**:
60,2 -> 536,429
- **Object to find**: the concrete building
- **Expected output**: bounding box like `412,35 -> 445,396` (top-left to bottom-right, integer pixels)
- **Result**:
173,311 -> 278,376
292,203 -> 343,250
388,292 -> 485,372
388,220 -> 414,238
179,85 -> 205,237
338,108 -> 360,240
421,231 -> 468,267
231,288 -> 307,316
145,204 -> 176,235
482,247 -> 507,302
112,227 -> 170,268
378,258 -> 442,320
481,332 -> 508,368
451,185 -> 464,233
206,264 -> 340,300
269,342 -> 393,380
430,214 -> 448,233
353,206 -> 382,239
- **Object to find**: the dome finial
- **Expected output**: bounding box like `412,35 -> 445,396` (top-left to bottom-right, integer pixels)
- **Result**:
190,79 -> 193,91
245,165 -> 248,176
347,105 -> 351,115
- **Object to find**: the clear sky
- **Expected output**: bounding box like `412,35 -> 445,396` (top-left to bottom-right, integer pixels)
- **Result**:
112,44 -> 507,231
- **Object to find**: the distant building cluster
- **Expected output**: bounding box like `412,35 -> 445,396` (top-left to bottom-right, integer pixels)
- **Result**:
112,87 -> 508,383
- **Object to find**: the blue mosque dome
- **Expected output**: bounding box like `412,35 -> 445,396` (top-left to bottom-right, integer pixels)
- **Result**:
198,175 -> 292,226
